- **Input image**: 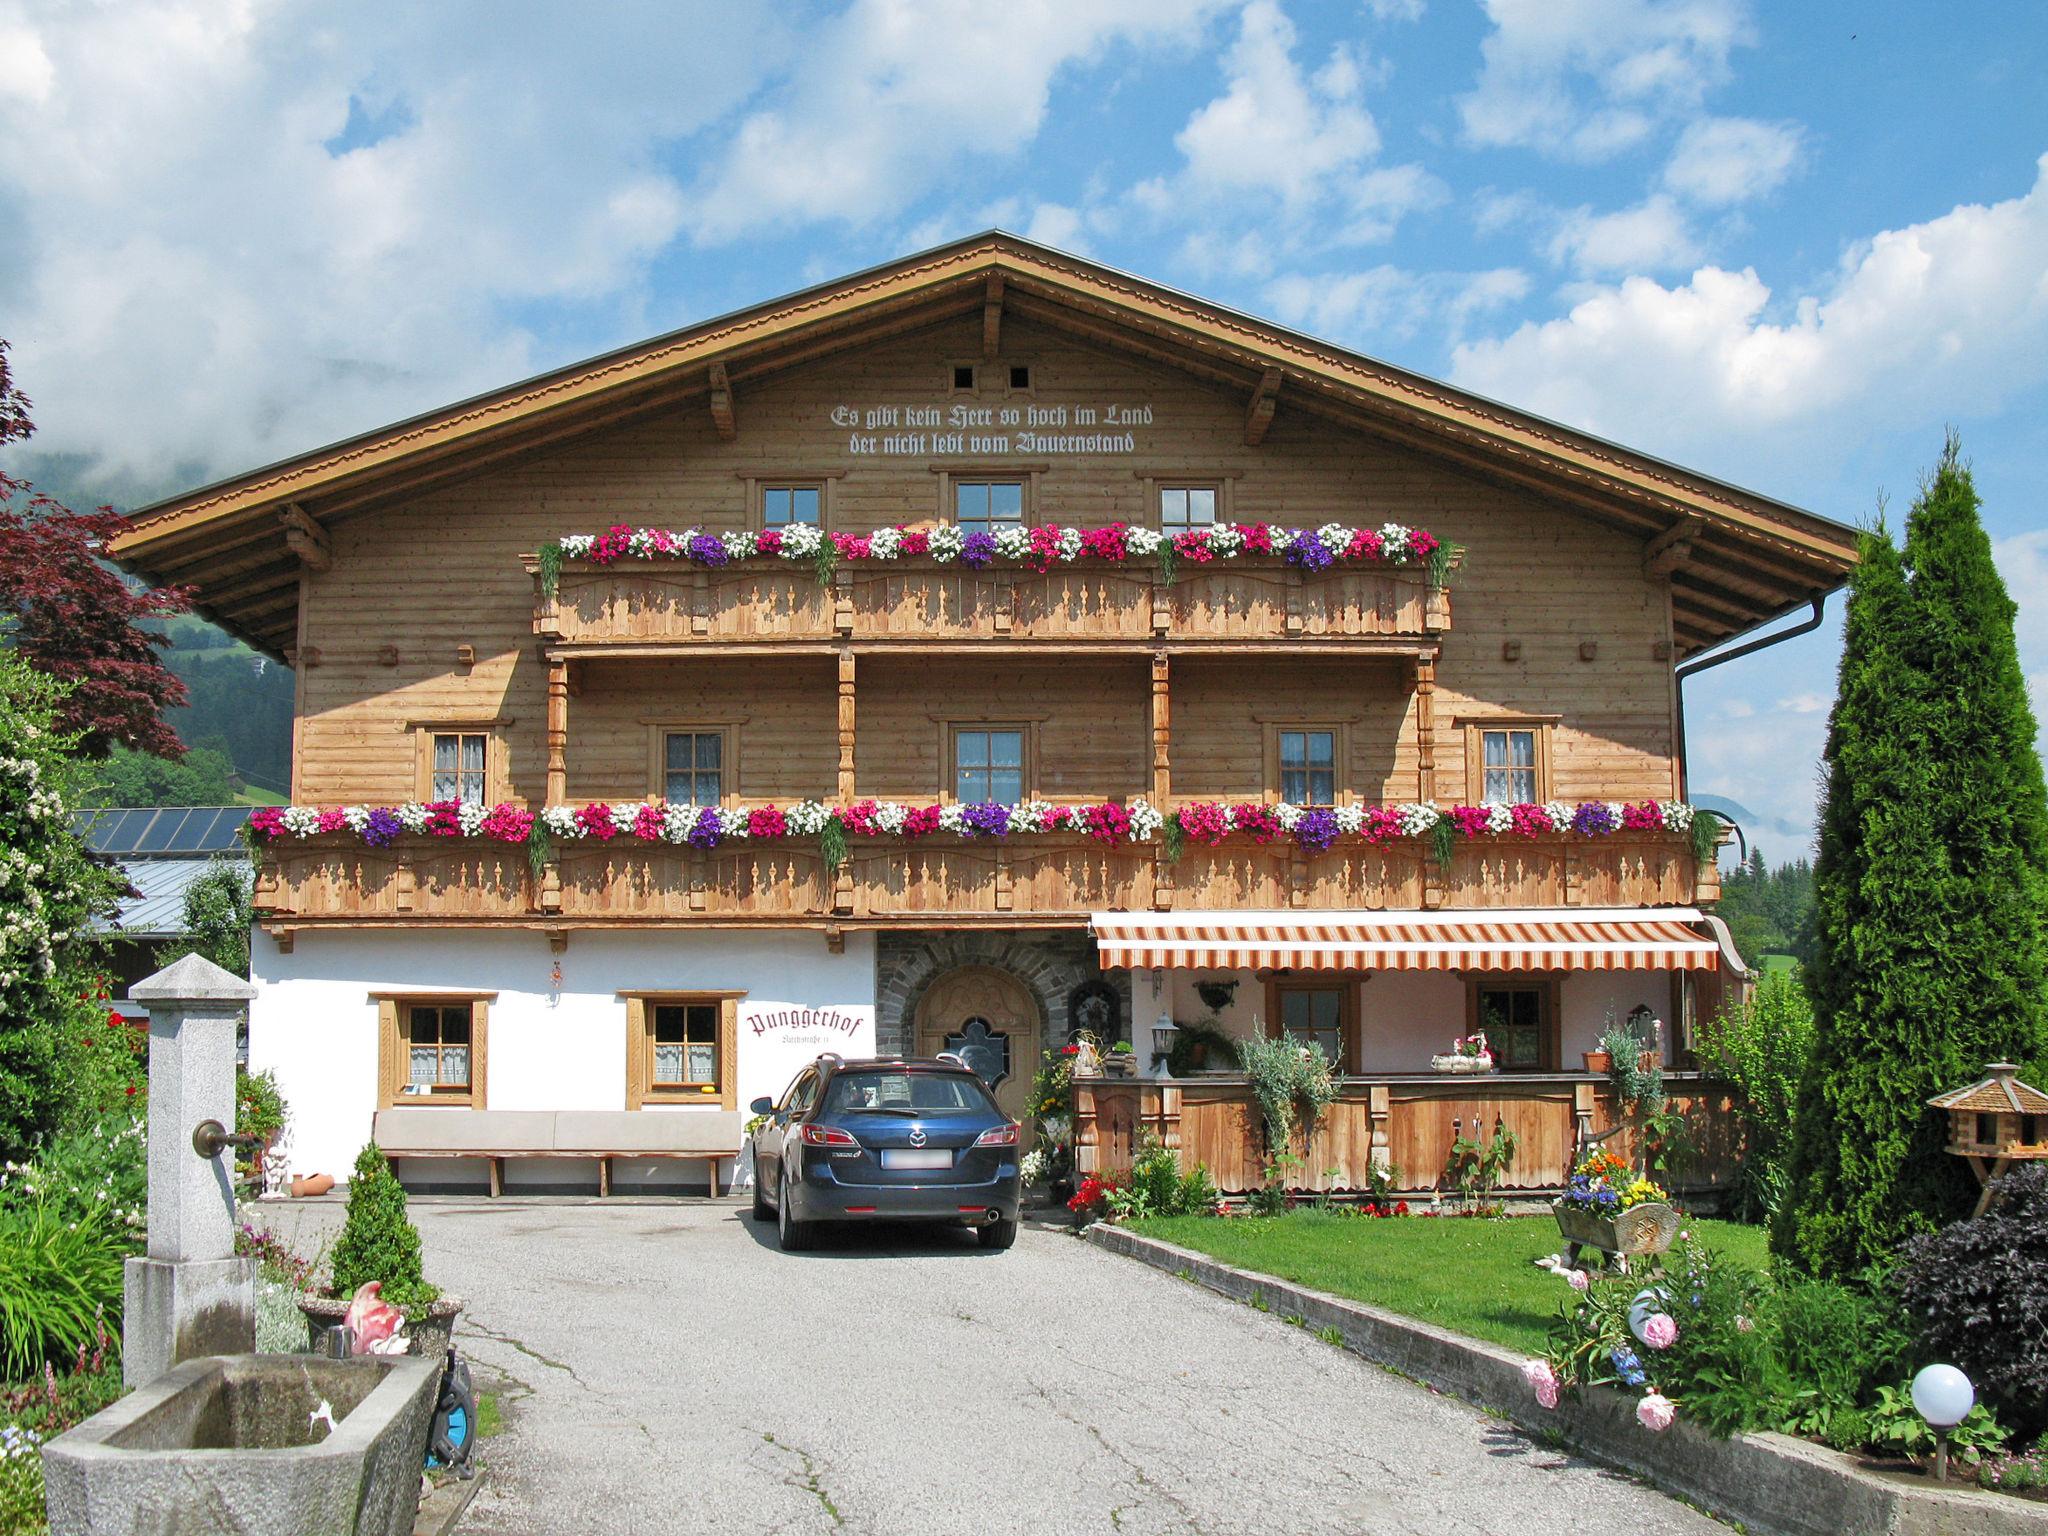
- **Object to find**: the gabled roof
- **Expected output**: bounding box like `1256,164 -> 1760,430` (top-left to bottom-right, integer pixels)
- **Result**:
109,231 -> 1860,660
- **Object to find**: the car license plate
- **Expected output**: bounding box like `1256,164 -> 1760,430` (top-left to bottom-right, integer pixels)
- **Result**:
880,1148 -> 954,1170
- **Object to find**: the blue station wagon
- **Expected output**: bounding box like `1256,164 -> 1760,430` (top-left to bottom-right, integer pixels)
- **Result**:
749,1054 -> 1022,1251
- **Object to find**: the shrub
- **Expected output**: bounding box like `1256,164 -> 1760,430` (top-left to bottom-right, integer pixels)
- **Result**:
328,1143 -> 438,1311
254,1278 -> 307,1354
1106,1136 -> 1219,1221
0,1104 -> 145,1239
0,1201 -> 126,1378
1236,1035 -> 1336,1156
1696,970 -> 1815,1222
1893,1163 -> 2048,1438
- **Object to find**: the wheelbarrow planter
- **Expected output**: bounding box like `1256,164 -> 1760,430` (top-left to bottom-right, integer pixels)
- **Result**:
1552,1200 -> 1681,1270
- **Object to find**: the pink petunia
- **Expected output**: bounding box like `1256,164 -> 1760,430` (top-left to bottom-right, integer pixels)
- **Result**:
1078,524 -> 1129,562
573,802 -> 619,841
898,526 -> 930,556
631,803 -> 666,841
1176,801 -> 1230,846
747,805 -> 788,839
756,528 -> 784,556
1448,804 -> 1492,839
1636,1391 -> 1676,1433
1230,803 -> 1281,844
903,804 -> 943,838
1523,1358 -> 1560,1411
1238,522 -> 1274,555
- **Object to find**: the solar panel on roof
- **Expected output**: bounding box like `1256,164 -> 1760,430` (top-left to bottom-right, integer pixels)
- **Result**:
133,810 -> 182,853
90,809 -> 145,852
210,809 -> 254,849
164,808 -> 217,853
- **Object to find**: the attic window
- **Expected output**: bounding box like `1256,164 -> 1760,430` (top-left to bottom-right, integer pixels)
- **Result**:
1008,364 -> 1031,391
951,364 -> 977,392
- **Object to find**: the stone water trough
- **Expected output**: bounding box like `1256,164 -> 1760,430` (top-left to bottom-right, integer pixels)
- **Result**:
42,1352 -> 439,1536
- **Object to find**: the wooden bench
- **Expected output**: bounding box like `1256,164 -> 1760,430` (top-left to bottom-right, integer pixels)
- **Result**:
372,1108 -> 741,1197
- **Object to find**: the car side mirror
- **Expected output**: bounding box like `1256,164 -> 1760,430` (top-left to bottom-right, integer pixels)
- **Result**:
749,1097 -> 774,1116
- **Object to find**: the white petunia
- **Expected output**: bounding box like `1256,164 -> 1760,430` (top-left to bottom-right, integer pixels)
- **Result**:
1125,799 -> 1164,842
717,806 -> 751,837
777,522 -> 824,558
722,530 -> 759,560
868,527 -> 904,561
870,800 -> 908,835
541,805 -> 581,838
993,526 -> 1030,560
784,800 -> 832,835
397,803 -> 430,834
1316,522 -> 1350,554
1125,527 -> 1162,555
1333,804 -> 1365,834
1398,803 -> 1440,836
927,524 -> 965,561
1055,525 -> 1083,563
937,804 -> 968,835
1208,525 -> 1244,558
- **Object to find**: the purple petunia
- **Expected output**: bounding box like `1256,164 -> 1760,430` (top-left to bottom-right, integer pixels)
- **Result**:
362,808 -> 404,847
686,806 -> 724,848
961,801 -> 1012,838
1571,801 -> 1620,836
1284,529 -> 1334,572
959,530 -> 1000,568
687,533 -> 730,567
1293,807 -> 1341,853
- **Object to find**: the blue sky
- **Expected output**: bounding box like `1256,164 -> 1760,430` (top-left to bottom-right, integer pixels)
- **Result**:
2,0 -> 2044,855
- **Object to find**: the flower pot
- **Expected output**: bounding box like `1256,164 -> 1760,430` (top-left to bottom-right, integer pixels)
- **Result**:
299,1293 -> 464,1360
290,1173 -> 335,1198
1429,1054 -> 1496,1075
1552,1200 -> 1681,1261
1104,1054 -> 1135,1078
1582,1049 -> 1612,1074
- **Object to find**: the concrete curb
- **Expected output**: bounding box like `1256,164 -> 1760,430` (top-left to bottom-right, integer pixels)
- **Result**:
414,1468 -> 483,1536
1087,1224 -> 2048,1536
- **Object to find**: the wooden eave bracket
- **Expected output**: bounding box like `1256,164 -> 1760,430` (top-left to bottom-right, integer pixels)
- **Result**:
278,502 -> 331,572
1244,368 -> 1282,447
708,362 -> 737,441
982,273 -> 1005,359
1643,518 -> 1701,579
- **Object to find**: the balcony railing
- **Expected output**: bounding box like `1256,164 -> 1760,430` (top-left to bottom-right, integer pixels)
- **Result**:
528,555 -> 1450,649
252,827 -> 1712,929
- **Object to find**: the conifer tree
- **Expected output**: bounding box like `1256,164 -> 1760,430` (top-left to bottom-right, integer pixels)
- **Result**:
1775,440 -> 2048,1276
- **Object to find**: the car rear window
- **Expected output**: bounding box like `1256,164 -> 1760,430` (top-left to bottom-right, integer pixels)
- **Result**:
821,1071 -> 994,1115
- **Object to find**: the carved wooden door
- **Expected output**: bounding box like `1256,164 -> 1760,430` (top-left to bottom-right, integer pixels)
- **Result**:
914,966 -> 1040,1136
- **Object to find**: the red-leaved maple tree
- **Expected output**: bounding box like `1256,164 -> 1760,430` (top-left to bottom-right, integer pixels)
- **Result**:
0,339 -> 193,758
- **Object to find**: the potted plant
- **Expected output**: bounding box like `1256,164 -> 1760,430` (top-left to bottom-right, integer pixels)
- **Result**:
1165,1018 -> 1238,1077
1551,1148 -> 1680,1269
299,1142 -> 461,1356
1430,1031 -> 1496,1075
1104,1040 -> 1136,1078
1581,1045 -> 1612,1074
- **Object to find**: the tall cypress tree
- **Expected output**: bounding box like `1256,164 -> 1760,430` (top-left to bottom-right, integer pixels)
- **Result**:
1775,439 -> 2048,1277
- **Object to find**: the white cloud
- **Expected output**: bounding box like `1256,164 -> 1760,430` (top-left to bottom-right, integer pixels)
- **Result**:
1993,529 -> 2048,753
1363,0 -> 1427,19
687,0 -> 1225,243
1266,264 -> 1529,343
1663,115 -> 1802,205
1336,163 -> 1450,244
1165,0 -> 1378,208
0,19 -> 52,102
0,0 -> 787,491
1458,0 -> 1754,160
1546,193 -> 1699,273
1448,153 -> 2048,476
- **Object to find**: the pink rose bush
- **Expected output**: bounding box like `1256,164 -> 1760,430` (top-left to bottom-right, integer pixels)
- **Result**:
1640,1313 -> 1678,1351
1523,1358 -> 1561,1411
1636,1392 -> 1676,1433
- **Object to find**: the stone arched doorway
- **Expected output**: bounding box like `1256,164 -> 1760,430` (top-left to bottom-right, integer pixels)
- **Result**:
913,965 -> 1041,1133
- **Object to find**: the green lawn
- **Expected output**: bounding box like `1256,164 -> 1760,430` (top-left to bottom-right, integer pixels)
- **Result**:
1128,1210 -> 1771,1357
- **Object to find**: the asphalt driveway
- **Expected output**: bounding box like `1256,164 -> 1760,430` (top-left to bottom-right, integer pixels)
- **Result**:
255,1199 -> 1722,1535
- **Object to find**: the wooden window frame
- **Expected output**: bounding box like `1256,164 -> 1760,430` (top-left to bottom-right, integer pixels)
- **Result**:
949,361 -> 980,395
621,992 -> 743,1111
1002,361 -> 1035,396
374,993 -> 493,1109
1156,480 -> 1228,533
411,723 -> 508,806
943,472 -> 1034,531
1262,721 -> 1350,807
1465,975 -> 1561,1074
645,723 -> 739,806
1459,717 -> 1557,806
742,474 -> 839,534
943,721 -> 1034,805
1263,975 -> 1357,1075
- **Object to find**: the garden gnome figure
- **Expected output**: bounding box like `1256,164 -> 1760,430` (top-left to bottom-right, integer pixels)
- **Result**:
122,953 -> 259,1387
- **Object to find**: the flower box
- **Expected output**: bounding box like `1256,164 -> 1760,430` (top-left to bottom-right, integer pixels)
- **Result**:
1429,1054 -> 1497,1075
1552,1200 -> 1681,1262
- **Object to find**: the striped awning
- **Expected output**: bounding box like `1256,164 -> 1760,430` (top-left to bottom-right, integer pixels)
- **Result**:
1090,908 -> 1719,973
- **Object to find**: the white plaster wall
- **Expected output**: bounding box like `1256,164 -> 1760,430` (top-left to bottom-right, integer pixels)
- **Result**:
1358,971 -> 1468,1072
1560,972 -> 1672,1067
248,927 -> 878,1182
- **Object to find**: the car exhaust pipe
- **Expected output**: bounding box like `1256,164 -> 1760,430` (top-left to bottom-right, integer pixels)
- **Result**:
985,1208 -> 1001,1226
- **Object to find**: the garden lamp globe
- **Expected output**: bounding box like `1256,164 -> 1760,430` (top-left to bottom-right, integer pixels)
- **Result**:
1910,1364 -> 1974,1480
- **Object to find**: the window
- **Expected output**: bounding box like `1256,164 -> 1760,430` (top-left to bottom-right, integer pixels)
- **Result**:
1473,981 -> 1553,1072
376,995 -> 490,1108
953,479 -> 1025,533
624,994 -> 739,1109
1279,729 -> 1336,807
431,733 -> 488,807
951,363 -> 977,392
761,484 -> 822,528
1159,485 -> 1218,531
1274,983 -> 1349,1071
1481,729 -> 1538,805
1007,364 -> 1032,391
663,731 -> 725,806
953,726 -> 1025,804
821,1071 -> 995,1116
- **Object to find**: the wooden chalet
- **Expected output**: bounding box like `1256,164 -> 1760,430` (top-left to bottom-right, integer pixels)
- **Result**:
111,233 -> 1859,1195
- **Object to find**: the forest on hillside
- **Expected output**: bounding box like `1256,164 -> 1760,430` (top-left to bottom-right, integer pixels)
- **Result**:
1715,850 -> 1815,968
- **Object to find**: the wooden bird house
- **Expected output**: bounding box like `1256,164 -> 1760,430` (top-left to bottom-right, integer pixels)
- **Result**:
1929,1061 -> 2048,1216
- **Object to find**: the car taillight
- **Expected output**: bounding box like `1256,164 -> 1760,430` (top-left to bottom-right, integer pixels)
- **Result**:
800,1123 -> 859,1147
973,1123 -> 1020,1147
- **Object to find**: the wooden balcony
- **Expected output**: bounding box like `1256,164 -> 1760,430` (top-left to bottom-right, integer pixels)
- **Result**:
528,555 -> 1450,652
1075,1074 -> 1740,1196
252,827 -> 1712,934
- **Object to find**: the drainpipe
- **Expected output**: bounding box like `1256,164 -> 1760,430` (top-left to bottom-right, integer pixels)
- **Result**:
1673,596 -> 1827,800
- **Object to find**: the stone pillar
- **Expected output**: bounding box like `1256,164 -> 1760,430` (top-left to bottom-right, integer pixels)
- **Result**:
123,954 -> 259,1388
